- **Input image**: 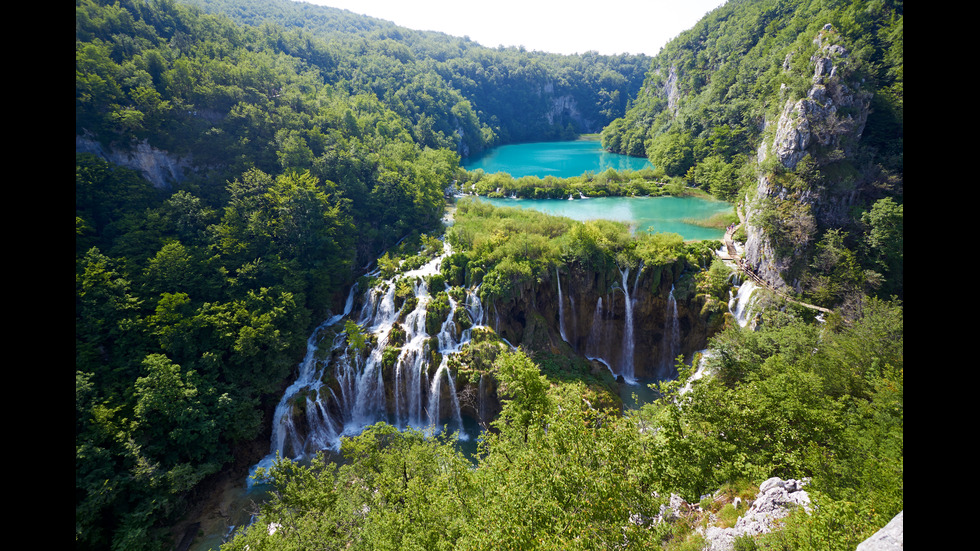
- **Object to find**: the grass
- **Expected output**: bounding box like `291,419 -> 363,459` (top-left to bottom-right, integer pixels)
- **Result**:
683,210 -> 739,230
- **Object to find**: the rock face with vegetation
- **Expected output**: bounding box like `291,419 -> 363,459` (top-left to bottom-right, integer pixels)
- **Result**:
445,199 -> 728,382
76,1 -> 901,549
743,25 -> 872,292
492,257 -> 721,381
601,0 -> 902,309
701,477 -> 813,550
76,134 -> 192,189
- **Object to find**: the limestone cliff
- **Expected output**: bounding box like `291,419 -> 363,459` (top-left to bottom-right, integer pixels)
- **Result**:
76,134 -> 191,190
488,259 -> 724,381
742,25 -> 872,292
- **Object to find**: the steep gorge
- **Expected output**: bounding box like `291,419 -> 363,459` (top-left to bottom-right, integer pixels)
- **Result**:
492,259 -> 724,382
261,234 -> 729,466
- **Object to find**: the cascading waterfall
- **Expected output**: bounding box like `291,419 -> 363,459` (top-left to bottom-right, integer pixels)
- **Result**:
617,265 -> 641,385
557,268 -> 569,344
659,285 -> 680,378
729,276 -> 760,328
394,280 -> 431,430
427,356 -> 465,439
255,240 -> 489,475
680,349 -> 714,395
251,285 -> 357,485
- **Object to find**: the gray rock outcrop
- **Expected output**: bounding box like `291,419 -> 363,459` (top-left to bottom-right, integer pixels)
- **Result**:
856,510 -> 903,550
741,24 -> 872,292
76,135 -> 191,189
701,477 -> 812,551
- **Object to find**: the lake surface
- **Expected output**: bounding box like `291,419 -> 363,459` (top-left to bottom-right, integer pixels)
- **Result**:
462,140 -> 653,178
476,195 -> 733,241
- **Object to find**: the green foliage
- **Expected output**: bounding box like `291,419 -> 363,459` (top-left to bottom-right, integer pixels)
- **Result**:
689,154 -> 746,200
76,1 -> 901,548
491,350 -> 553,440
602,0 -> 902,200
803,229 -> 865,307
446,199 -> 717,309
424,290 -> 452,335
345,319 -> 367,353
641,298 -> 902,534
859,197 -> 903,298
648,130 -> 696,178
225,357 -> 671,550
216,297 -> 901,551
461,166 -> 678,200
699,257 -> 735,300
227,425 -> 474,551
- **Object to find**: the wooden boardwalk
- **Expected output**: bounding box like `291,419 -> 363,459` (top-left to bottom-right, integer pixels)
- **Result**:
718,223 -> 833,316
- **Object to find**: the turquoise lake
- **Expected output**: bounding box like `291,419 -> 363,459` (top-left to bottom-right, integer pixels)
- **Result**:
462,139 -> 653,178
462,140 -> 732,240
476,196 -> 732,241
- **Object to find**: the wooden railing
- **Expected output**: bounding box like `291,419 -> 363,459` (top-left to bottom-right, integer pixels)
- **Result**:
720,224 -> 833,316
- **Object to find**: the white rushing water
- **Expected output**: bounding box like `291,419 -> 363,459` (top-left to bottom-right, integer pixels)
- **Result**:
251,240 -> 486,484
729,277 -> 760,327
557,268 -> 569,344
660,285 -> 680,378
617,265 -> 641,385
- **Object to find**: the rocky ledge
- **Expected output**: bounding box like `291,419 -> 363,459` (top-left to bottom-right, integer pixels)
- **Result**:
699,477 -> 812,550
649,476 -> 902,550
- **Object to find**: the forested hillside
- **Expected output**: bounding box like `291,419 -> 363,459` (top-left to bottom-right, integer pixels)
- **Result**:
76,1 -> 901,550
602,0 -> 901,186
76,0 -> 651,547
181,0 -> 652,145
222,295 -> 903,551
601,0 -> 902,309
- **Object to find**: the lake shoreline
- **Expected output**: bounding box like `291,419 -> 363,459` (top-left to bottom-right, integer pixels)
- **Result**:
466,194 -> 734,241
461,139 -> 654,178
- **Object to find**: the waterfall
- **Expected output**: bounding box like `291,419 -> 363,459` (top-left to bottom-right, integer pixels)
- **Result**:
427,356 -> 466,438
394,281 -> 431,429
254,239 -> 490,474
462,286 -> 485,341
680,350 -> 714,395
585,297 -> 604,359
425,282 -> 467,436
729,278 -> 760,328
437,287 -> 459,353
618,266 -> 638,385
568,290 -> 576,351
659,285 -> 680,379
557,268 -> 568,344
584,296 -> 617,378
251,285 -> 357,486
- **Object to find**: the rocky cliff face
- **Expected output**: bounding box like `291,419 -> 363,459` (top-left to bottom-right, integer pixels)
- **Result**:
76,134 -> 191,189
742,25 -> 871,292
545,93 -> 595,132
489,260 -> 724,381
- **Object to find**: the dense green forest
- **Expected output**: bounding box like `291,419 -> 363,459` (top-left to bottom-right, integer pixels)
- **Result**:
601,0 -> 903,307
602,0 -> 902,190
76,0 -> 651,547
179,0 -> 653,146
223,296 -> 902,551
76,0 -> 901,549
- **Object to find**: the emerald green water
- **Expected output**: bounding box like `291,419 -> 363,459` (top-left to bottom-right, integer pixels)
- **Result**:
463,140 -> 731,240
478,195 -> 732,241
462,140 -> 653,178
